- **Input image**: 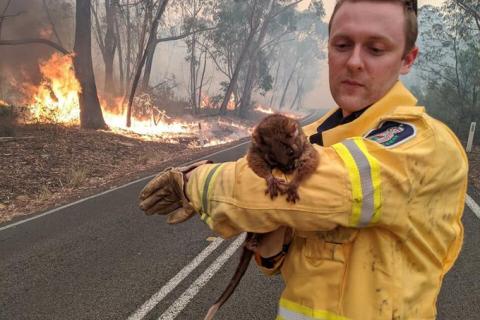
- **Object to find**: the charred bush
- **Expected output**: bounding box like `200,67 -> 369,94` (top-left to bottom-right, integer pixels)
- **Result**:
0,104 -> 18,137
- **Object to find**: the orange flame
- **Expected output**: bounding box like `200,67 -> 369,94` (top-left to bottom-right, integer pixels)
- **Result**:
254,105 -> 276,114
19,54 -> 253,145
26,53 -> 81,123
200,95 -> 236,110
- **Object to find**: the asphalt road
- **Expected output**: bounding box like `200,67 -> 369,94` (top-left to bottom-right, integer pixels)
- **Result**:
1,114 -> 479,320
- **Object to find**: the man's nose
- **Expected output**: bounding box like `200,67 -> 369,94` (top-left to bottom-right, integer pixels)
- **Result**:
346,46 -> 364,71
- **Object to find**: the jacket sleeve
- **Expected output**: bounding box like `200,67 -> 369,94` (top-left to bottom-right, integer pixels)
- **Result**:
186,114 -> 468,240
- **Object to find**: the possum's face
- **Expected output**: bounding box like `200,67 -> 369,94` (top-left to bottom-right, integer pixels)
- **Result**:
264,135 -> 303,173
254,115 -> 305,173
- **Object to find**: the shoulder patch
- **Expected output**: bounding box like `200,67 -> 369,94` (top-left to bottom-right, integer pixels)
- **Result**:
365,121 -> 416,148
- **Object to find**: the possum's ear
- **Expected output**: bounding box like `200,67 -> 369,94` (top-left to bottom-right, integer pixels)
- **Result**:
287,122 -> 299,138
252,129 -> 262,145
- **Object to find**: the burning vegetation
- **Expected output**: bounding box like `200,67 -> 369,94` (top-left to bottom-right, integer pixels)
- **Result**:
5,52 -> 256,146
0,0 -> 319,221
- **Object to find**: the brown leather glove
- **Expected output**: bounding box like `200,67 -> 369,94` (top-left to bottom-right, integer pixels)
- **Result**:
139,160 -> 211,224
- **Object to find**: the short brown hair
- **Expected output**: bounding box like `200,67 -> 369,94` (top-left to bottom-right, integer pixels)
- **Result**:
328,0 -> 418,57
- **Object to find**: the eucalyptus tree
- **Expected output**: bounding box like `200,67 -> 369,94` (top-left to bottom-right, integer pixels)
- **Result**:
92,0 -> 118,95
414,3 -> 479,139
205,0 -> 325,117
267,0 -> 326,111
126,0 -> 169,127
74,0 -> 107,129
181,0 -> 216,115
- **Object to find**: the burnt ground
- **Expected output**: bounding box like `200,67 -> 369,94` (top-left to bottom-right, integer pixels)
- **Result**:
0,123 -> 250,224
0,123 -> 478,224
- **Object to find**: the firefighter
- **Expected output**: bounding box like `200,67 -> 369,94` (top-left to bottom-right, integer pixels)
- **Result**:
139,0 -> 468,319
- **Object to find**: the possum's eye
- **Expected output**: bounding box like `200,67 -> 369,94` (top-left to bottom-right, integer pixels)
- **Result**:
282,142 -> 294,156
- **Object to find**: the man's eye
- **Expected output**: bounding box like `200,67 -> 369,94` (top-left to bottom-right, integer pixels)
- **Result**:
334,43 -> 350,51
369,47 -> 384,55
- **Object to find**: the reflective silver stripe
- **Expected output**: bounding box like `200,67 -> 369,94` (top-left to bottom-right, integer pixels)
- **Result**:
343,139 -> 374,227
278,307 -> 323,320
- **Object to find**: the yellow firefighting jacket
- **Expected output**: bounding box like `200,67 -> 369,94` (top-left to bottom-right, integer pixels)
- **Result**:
186,81 -> 468,319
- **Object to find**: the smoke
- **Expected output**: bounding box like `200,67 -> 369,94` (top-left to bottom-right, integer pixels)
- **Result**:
0,0 -> 74,102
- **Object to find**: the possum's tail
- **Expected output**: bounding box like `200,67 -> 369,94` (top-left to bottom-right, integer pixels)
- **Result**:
203,247 -> 254,320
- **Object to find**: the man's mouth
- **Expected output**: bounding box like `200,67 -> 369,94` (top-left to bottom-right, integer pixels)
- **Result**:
342,80 -> 364,87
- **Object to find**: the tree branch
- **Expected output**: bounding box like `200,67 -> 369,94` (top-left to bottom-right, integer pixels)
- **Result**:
91,1 -> 106,54
41,0 -> 64,48
0,0 -> 14,38
270,0 -> 303,20
0,38 -> 70,54
155,26 -> 217,43
453,0 -> 480,31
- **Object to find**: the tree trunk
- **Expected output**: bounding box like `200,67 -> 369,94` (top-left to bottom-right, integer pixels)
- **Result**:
126,0 -> 169,127
197,49 -> 207,114
238,4 -> 273,118
279,57 -> 299,109
190,32 -> 198,114
114,3 -> 125,94
218,27 -> 257,115
125,0 -> 131,83
141,43 -> 156,90
103,0 -> 117,95
238,59 -> 256,118
268,61 -> 280,108
290,76 -> 304,110
73,0 -> 107,130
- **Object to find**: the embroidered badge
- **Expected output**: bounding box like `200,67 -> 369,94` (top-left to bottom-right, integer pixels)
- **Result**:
365,121 -> 416,148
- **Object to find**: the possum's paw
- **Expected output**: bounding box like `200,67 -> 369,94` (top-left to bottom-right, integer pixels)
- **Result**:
265,176 -> 282,199
285,185 -> 300,203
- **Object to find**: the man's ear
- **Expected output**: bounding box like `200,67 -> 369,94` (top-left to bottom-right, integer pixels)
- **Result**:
400,46 -> 419,75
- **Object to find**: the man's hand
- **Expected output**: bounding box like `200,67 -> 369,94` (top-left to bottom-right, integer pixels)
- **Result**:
138,160 -> 210,224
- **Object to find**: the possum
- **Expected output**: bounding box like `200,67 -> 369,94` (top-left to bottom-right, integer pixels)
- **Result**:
204,113 -> 319,320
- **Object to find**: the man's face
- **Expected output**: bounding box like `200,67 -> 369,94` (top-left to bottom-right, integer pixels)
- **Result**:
328,1 -> 418,116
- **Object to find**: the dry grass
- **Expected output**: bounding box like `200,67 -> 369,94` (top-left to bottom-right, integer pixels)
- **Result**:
66,167 -> 89,188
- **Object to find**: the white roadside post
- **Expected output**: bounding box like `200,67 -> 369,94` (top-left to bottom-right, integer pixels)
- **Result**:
198,122 -> 204,147
466,122 -> 476,153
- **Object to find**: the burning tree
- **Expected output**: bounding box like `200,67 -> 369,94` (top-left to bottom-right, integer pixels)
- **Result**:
73,0 -> 107,130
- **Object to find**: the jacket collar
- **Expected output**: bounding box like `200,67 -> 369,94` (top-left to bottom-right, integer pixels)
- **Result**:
315,81 -> 418,147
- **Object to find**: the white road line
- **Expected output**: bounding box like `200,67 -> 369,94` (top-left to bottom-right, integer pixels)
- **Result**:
0,141 -> 250,232
158,234 -> 246,320
127,237 -> 225,320
466,194 -> 480,219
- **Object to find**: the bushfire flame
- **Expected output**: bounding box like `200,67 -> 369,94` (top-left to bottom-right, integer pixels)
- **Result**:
254,105 -> 275,114
15,53 -> 251,146
27,53 -> 81,123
